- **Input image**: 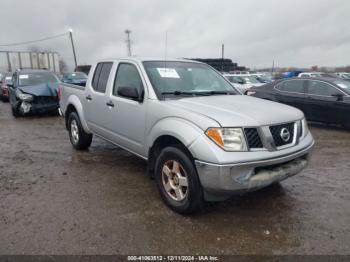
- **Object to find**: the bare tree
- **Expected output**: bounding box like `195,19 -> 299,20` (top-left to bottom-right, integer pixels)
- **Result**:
59,58 -> 68,73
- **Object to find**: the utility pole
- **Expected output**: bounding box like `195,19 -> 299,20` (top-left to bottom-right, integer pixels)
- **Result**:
125,29 -> 132,56
68,28 -> 78,69
221,43 -> 224,72
271,60 -> 275,74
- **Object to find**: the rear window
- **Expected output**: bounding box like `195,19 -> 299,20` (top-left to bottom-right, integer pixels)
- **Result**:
91,62 -> 113,93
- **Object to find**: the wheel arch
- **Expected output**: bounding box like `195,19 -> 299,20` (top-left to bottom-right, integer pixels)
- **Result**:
148,134 -> 196,178
64,95 -> 90,133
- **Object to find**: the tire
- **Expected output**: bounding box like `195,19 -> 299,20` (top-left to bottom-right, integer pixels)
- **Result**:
67,112 -> 93,150
11,105 -> 20,118
154,146 -> 204,215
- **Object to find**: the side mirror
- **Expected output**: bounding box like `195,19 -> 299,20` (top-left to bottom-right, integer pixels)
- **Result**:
118,86 -> 143,102
332,93 -> 344,101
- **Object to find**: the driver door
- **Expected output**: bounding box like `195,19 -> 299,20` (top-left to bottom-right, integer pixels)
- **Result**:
104,62 -> 147,156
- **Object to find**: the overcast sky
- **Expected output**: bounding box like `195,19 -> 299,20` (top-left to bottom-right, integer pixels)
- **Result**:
1,0 -> 349,70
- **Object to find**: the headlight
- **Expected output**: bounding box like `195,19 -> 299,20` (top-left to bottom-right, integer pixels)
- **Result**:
206,128 -> 247,151
16,92 -> 33,102
302,118 -> 309,138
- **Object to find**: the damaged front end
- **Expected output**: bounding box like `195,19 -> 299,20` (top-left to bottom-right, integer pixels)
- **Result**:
15,84 -> 59,115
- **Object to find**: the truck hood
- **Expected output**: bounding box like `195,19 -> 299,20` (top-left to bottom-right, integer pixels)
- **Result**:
18,82 -> 59,97
167,95 -> 303,127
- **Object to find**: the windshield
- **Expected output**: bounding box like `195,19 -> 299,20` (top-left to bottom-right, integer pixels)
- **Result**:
19,72 -> 59,86
225,75 -> 244,84
63,72 -> 87,79
257,75 -> 271,82
241,75 -> 260,84
334,80 -> 350,95
4,75 -> 12,84
143,61 -> 238,96
341,73 -> 350,79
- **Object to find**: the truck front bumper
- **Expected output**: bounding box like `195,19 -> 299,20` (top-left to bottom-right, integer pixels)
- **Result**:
195,141 -> 314,200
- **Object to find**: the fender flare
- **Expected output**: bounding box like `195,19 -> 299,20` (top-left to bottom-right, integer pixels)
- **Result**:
146,117 -> 204,158
65,95 -> 91,133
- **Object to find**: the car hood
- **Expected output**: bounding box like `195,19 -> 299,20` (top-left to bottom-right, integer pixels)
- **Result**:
18,82 -> 59,97
167,95 -> 303,127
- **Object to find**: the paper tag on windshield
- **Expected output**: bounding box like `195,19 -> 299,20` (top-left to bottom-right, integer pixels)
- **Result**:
19,75 -> 28,79
157,68 -> 180,78
337,83 -> 348,89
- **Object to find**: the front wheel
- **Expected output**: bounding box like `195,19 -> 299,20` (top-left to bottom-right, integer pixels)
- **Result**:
154,146 -> 204,215
68,112 -> 93,150
11,105 -> 20,118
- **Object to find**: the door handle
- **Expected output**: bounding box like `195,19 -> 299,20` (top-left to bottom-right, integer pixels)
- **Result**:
106,101 -> 114,107
86,95 -> 92,101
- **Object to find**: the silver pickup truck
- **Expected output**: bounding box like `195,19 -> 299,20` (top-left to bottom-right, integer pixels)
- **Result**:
59,58 -> 314,214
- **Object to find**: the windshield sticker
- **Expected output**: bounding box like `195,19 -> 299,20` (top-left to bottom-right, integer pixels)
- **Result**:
19,75 -> 29,79
337,84 -> 348,89
157,68 -> 180,78
5,77 -> 11,80
72,73 -> 76,76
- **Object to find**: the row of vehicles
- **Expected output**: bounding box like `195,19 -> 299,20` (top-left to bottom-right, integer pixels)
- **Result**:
223,73 -> 272,93
0,70 -> 87,116
1,59 -> 348,214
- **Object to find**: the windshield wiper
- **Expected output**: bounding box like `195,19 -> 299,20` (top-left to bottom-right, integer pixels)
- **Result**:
197,91 -> 236,95
161,90 -> 236,96
161,91 -> 198,96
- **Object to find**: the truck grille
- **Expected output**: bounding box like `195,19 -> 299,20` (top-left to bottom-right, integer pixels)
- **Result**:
244,128 -> 263,149
269,122 -> 295,147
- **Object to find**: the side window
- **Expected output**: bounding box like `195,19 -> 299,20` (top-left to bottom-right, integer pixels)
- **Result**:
91,62 -> 113,93
97,63 -> 113,93
307,81 -> 341,96
276,80 -> 304,93
92,63 -> 103,91
113,63 -> 143,97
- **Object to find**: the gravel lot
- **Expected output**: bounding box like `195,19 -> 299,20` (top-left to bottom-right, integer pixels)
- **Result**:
0,101 -> 349,255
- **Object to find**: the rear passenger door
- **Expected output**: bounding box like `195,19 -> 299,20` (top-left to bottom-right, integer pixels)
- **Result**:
84,62 -> 113,137
274,79 -> 307,112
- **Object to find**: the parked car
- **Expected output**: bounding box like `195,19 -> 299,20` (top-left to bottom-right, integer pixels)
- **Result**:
336,72 -> 350,80
61,72 -> 88,86
0,72 -> 13,102
223,74 -> 246,93
247,77 -> 350,128
282,71 -> 303,79
254,74 -> 273,83
223,74 -> 265,93
59,58 -> 314,215
8,69 -> 60,117
298,72 -> 337,78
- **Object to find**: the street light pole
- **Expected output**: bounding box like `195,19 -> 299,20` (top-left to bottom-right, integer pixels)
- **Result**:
68,29 -> 78,69
125,29 -> 132,56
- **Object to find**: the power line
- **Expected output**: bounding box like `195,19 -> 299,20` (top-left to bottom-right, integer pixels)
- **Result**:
0,32 -> 69,47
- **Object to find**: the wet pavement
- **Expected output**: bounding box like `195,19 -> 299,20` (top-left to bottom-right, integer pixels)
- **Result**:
0,101 -> 349,255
